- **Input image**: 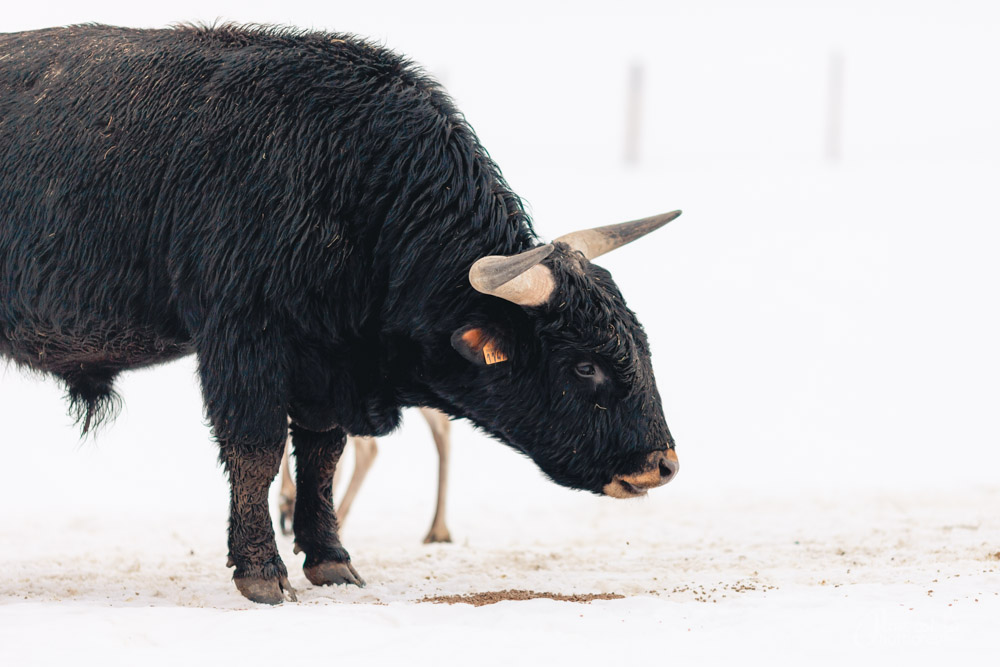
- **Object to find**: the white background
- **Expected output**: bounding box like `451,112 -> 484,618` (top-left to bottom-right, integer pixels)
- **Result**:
1,1 -> 999,664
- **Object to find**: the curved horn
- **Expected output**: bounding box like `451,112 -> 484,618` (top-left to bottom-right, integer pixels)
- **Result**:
554,210 -> 682,260
469,244 -> 556,307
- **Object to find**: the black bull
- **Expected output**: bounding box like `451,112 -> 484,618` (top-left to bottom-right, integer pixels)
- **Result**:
0,24 -> 681,603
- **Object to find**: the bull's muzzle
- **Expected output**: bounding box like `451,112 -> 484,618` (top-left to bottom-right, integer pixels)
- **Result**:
603,449 -> 679,498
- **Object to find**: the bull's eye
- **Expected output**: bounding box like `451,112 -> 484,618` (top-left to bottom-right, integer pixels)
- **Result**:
575,362 -> 596,377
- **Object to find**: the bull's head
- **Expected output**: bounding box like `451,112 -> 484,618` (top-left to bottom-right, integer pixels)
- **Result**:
444,211 -> 681,498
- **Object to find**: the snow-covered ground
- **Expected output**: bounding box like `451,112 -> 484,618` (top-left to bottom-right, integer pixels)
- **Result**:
3,1 -> 1000,664
1,422 -> 998,664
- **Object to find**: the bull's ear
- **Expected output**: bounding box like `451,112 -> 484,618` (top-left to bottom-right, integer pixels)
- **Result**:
450,325 -> 511,366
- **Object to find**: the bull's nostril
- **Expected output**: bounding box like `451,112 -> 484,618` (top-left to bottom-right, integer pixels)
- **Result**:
658,456 -> 678,482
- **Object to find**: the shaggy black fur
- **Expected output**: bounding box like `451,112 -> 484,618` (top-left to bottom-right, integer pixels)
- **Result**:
0,24 -> 676,602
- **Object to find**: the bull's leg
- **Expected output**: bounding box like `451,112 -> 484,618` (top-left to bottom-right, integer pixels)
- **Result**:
290,423 -> 365,588
198,326 -> 294,604
335,436 -> 378,526
221,439 -> 296,604
278,436 -> 296,536
421,407 -> 453,544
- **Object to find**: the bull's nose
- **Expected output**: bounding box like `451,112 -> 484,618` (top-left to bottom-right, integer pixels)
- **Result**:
658,449 -> 679,484
603,449 -> 680,498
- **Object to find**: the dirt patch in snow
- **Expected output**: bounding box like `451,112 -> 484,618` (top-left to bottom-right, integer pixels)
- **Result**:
420,590 -> 625,606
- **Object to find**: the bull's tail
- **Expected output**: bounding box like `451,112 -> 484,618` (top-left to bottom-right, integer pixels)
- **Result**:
63,368 -> 121,435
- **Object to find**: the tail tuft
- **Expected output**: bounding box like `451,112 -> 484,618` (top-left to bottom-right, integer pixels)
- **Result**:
64,370 -> 122,435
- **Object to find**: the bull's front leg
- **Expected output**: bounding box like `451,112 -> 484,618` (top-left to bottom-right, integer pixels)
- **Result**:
197,323 -> 296,604
290,423 -> 366,588
221,438 -> 297,604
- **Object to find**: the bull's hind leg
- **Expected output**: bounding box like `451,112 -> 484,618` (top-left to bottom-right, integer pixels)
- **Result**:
290,424 -> 365,588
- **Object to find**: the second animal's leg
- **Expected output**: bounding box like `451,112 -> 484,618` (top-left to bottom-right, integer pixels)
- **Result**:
278,436 -> 296,536
336,436 -> 378,526
421,408 -> 453,544
290,424 -> 365,587
331,441 -> 346,500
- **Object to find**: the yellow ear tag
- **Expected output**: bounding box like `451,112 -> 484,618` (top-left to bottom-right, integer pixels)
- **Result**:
482,340 -> 508,365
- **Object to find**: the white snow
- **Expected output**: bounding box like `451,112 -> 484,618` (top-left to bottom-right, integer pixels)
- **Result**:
3,1 -> 1000,664
2,437 -> 998,664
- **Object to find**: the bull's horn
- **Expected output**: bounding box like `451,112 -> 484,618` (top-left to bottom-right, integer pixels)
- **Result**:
554,210 -> 682,260
469,244 -> 556,307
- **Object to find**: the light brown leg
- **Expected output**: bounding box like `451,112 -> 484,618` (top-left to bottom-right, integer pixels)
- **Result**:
421,407 -> 452,543
278,435 -> 296,536
335,436 -> 378,526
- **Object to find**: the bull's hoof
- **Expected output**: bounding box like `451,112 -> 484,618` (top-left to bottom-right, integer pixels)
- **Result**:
423,527 -> 452,544
304,560 -> 366,588
230,554 -> 297,604
234,574 -> 298,605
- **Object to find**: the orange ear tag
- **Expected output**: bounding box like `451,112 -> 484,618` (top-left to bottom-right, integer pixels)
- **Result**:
482,340 -> 509,365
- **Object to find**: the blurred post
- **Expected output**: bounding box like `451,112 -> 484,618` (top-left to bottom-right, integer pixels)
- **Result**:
826,50 -> 844,162
624,62 -> 643,165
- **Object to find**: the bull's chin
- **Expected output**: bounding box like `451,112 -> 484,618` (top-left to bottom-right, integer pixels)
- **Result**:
602,478 -> 648,499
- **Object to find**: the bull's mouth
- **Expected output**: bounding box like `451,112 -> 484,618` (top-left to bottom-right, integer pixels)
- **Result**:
602,449 -> 679,498
603,478 -> 649,499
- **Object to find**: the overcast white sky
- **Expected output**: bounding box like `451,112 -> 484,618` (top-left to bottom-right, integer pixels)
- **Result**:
5,1 -> 999,166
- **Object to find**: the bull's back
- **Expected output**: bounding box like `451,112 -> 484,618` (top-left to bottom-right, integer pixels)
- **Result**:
0,26 -> 211,355
0,24 -> 448,380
